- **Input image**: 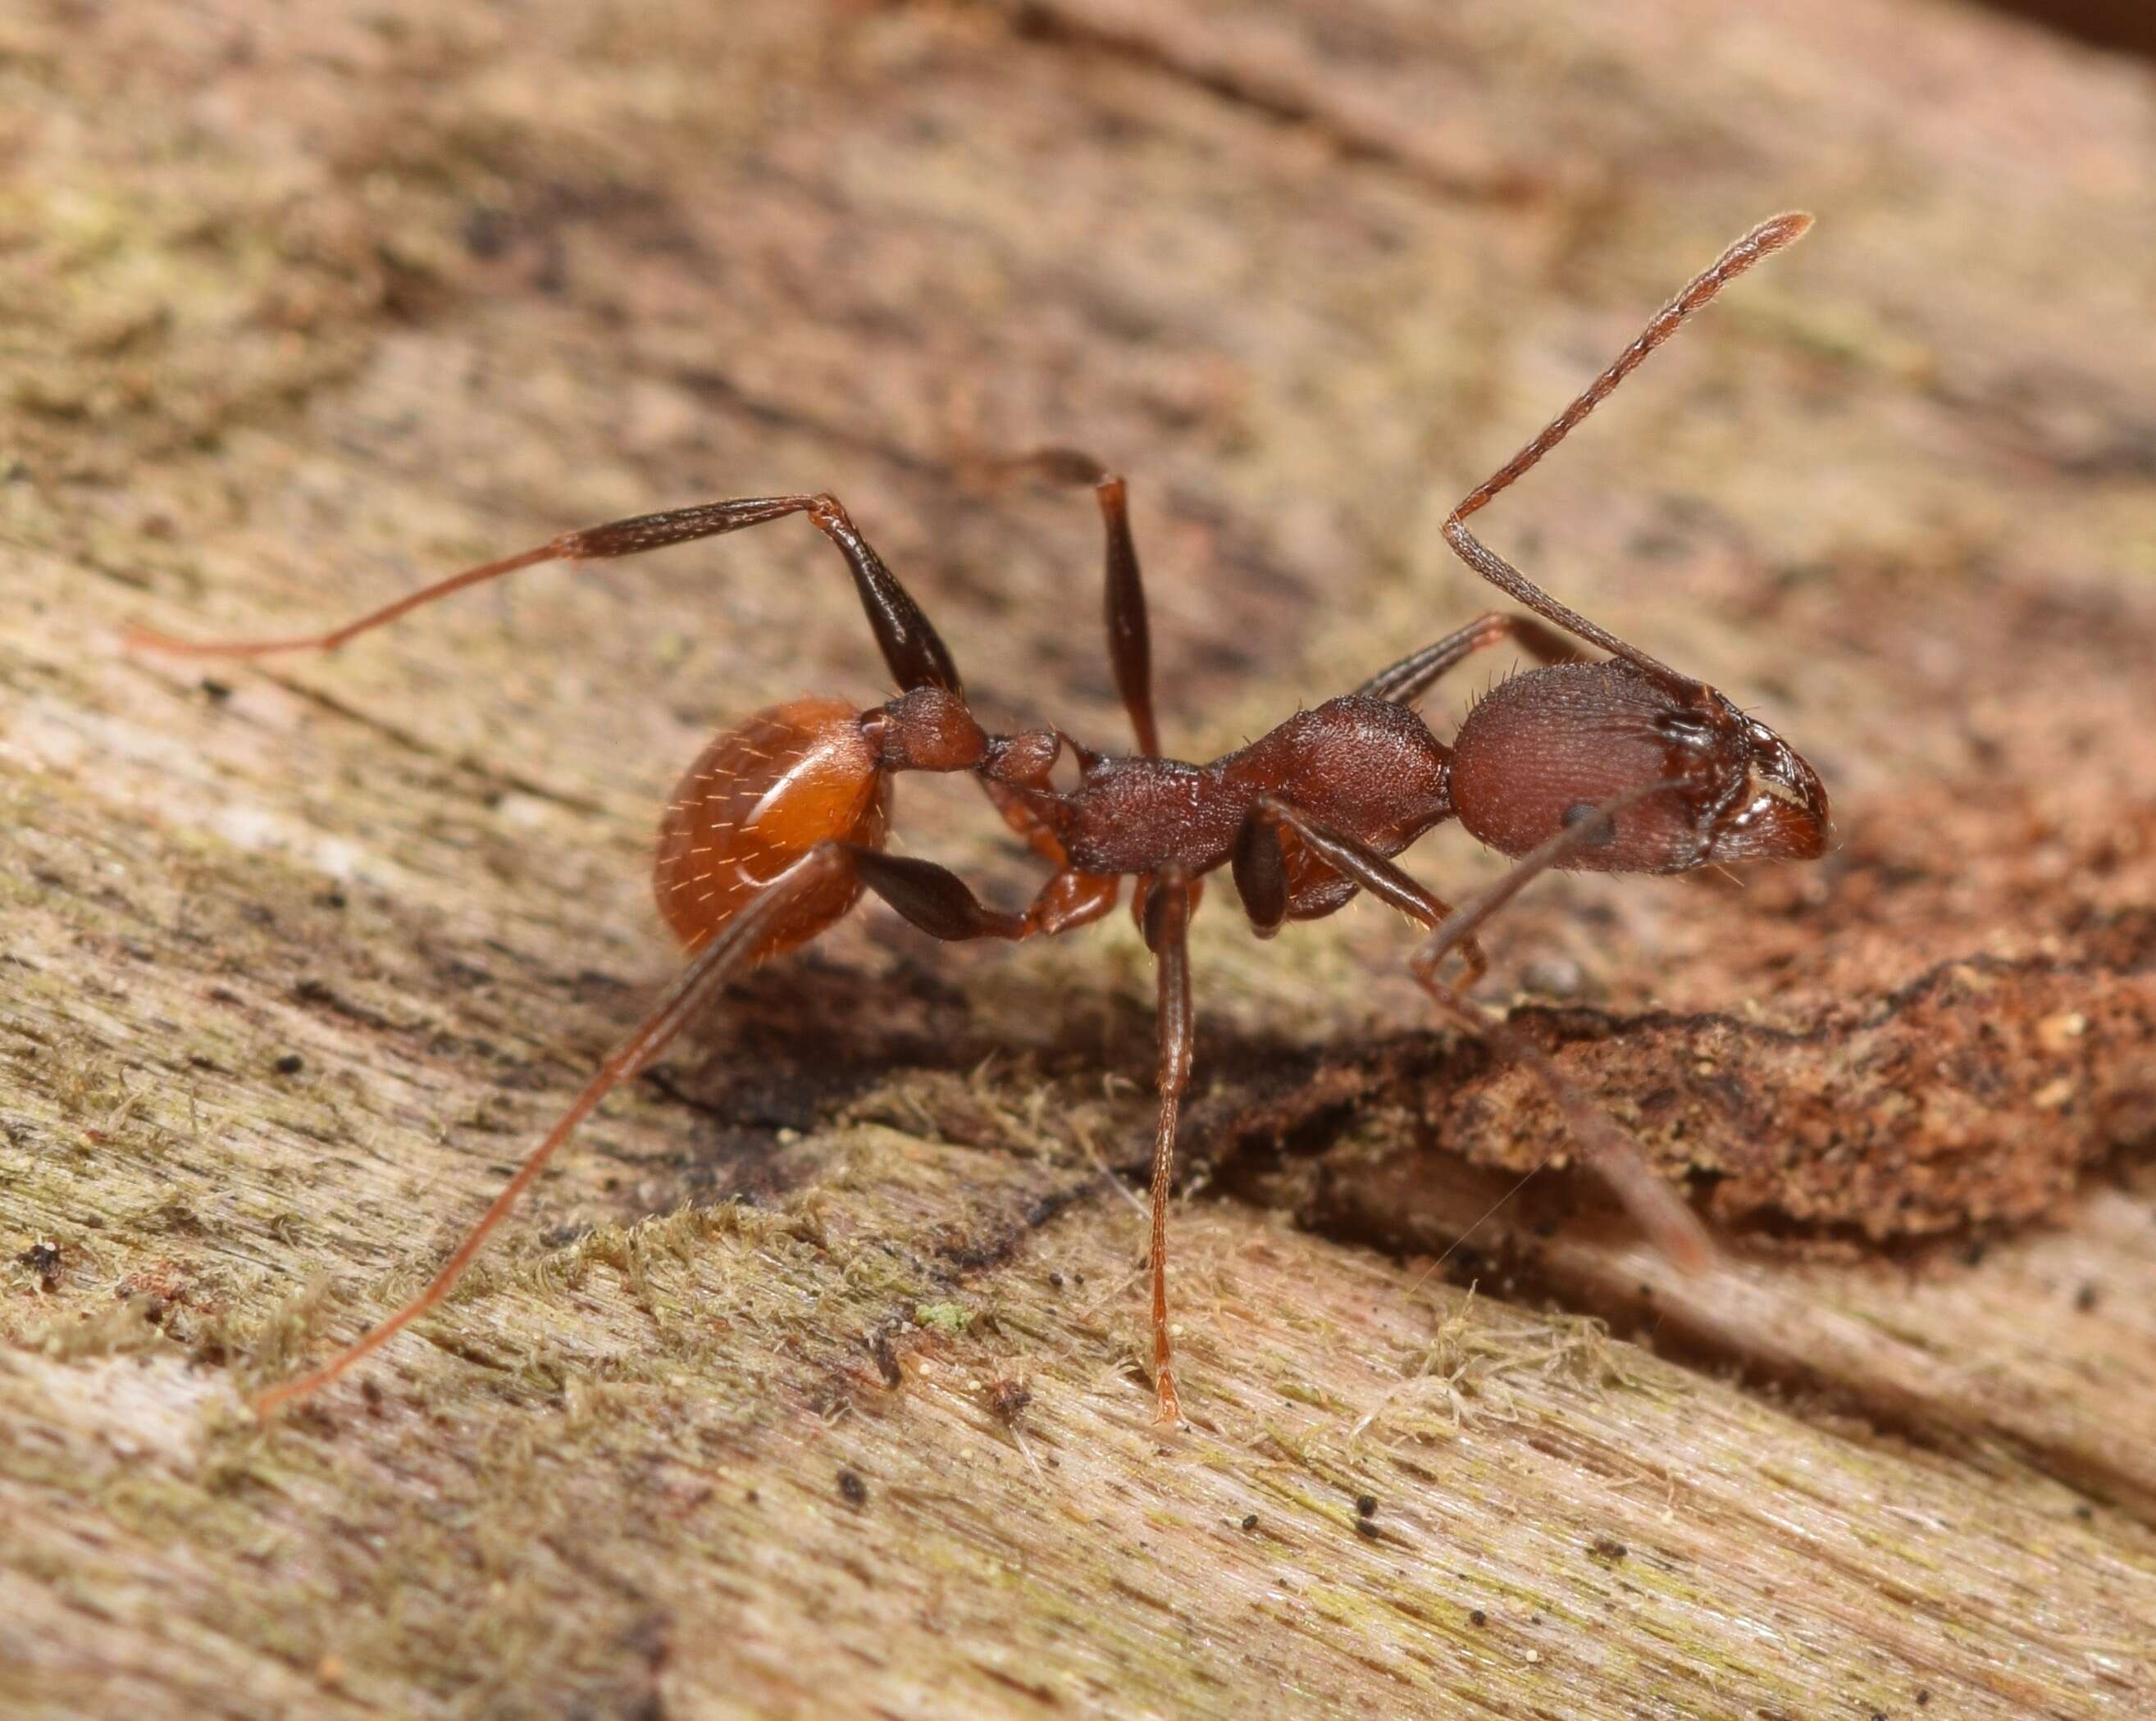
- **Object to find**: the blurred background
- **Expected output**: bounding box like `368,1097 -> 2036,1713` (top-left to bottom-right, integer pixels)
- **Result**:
1980,0 -> 2156,55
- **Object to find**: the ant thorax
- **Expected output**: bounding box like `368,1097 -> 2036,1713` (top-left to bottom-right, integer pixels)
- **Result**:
984,694 -> 1453,882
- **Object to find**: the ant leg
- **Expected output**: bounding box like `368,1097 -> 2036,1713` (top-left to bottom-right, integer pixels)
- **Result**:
989,448 -> 1158,757
1139,870 -> 1196,1427
1356,612 -> 1583,707
851,850 -> 1177,1410
254,839 -> 1096,1417
253,840 -> 872,1417
836,846 -> 1132,945
1235,794 -> 1717,1273
1019,867 -> 1124,938
967,448 -> 1154,902
843,848 -> 1031,942
1234,797 -> 1481,976
130,493 -> 964,696
848,850 -> 1132,954
1442,212 -> 1812,686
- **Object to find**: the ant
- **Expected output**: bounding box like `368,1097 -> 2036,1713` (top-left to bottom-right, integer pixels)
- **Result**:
133,212 -> 1828,1427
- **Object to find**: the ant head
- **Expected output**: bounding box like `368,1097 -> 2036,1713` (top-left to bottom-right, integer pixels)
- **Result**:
1448,660 -> 1829,875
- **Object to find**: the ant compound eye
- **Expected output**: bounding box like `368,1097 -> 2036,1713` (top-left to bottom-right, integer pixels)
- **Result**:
1562,802 -> 1617,847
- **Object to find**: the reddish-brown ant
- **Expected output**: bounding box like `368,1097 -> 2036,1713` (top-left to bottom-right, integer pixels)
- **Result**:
133,213 -> 1827,1426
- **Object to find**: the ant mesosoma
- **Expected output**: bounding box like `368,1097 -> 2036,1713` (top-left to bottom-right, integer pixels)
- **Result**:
134,212 -> 1828,1425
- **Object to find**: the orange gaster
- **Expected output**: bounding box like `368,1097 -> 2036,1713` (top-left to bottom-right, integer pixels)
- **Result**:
654,697 -> 891,958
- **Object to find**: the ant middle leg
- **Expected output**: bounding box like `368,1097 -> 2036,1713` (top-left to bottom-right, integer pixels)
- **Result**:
855,845 -> 1183,1419
961,445 -> 1155,917
982,447 -> 1158,758
1138,869 -> 1196,1427
1232,794 -> 1716,1273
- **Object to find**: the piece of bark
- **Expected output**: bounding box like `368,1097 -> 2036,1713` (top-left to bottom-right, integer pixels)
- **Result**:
2,0 -> 2153,1718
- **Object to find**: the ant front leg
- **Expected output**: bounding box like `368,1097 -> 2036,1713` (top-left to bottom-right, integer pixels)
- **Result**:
1233,794 -> 1717,1275
1406,790 -> 1720,1272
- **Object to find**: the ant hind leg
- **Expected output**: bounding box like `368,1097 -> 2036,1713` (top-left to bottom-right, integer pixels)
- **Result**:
252,839 -> 1064,1418
252,842 -> 882,1418
130,492 -> 965,697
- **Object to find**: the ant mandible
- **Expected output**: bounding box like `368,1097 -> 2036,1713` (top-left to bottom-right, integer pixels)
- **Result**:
134,212 -> 1828,1427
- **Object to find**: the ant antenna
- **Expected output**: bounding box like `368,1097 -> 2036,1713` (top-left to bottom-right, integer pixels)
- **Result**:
1443,212 -> 1812,690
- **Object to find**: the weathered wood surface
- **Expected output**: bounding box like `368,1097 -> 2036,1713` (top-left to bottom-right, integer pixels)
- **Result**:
3,1 -> 2154,1717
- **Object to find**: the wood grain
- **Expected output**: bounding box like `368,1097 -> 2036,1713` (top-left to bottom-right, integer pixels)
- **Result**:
3,0 -> 2152,1716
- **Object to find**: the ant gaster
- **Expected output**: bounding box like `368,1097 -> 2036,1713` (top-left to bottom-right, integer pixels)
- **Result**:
134,213 -> 1828,1425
